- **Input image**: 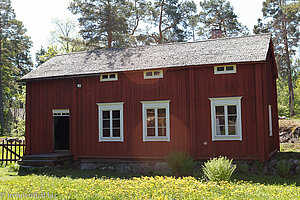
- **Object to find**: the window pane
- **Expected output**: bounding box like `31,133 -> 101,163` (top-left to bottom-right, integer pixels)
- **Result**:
103,129 -> 110,137
158,128 -> 166,136
102,74 -> 109,79
228,116 -> 237,125
112,110 -> 120,119
158,109 -> 166,117
147,109 -> 155,117
216,106 -> 224,115
147,128 -> 155,136
216,126 -> 225,135
154,71 -> 161,76
147,117 -> 155,127
158,118 -> 166,127
216,116 -> 225,125
103,111 -> 110,119
110,74 -> 116,79
217,67 -> 224,71
113,119 -> 120,128
226,66 -> 234,71
228,126 -> 237,135
228,105 -> 237,115
103,120 -> 110,128
146,71 -> 152,76
113,129 -> 120,137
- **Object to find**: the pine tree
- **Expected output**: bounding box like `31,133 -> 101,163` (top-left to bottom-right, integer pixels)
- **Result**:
69,0 -> 132,48
198,0 -> 249,38
150,0 -> 197,43
254,0 -> 299,116
0,0 -> 32,134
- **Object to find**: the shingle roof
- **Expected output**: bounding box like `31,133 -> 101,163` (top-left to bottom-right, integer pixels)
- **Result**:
21,34 -> 271,81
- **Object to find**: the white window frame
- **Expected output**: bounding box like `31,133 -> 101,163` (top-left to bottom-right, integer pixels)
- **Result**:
269,105 -> 273,136
97,102 -> 124,142
209,97 -> 242,141
214,65 -> 236,74
52,109 -> 69,116
100,73 -> 118,82
141,100 -> 170,142
144,70 -> 163,79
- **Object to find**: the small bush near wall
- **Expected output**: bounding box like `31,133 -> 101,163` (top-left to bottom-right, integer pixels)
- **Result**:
166,151 -> 195,177
202,156 -> 236,182
276,160 -> 292,177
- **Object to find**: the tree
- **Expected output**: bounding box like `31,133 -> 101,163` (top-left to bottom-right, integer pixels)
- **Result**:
50,18 -> 87,53
254,0 -> 299,116
69,0 -> 132,48
150,0 -> 197,43
0,0 -> 32,134
35,46 -> 60,67
198,0 -> 249,39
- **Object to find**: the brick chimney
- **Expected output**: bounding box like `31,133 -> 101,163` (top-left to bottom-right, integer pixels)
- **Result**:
211,28 -> 223,39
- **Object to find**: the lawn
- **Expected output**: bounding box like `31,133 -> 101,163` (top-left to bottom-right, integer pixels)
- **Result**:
0,167 -> 299,199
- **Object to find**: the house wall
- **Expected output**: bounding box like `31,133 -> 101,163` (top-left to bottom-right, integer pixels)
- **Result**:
25,79 -> 73,155
193,63 -> 259,160
266,47 -> 280,156
25,61 -> 279,161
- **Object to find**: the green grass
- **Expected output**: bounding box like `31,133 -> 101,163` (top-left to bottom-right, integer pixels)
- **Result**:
0,167 -> 299,199
281,142 -> 300,152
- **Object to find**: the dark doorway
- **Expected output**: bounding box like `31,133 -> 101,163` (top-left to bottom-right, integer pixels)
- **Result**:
53,115 -> 69,150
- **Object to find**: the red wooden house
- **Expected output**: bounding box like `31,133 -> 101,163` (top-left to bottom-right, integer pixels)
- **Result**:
21,34 -> 279,162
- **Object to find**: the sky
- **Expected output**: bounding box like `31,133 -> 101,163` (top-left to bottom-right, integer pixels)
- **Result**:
11,0 -> 264,62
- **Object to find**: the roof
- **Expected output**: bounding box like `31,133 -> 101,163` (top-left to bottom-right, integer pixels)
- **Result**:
21,34 -> 271,81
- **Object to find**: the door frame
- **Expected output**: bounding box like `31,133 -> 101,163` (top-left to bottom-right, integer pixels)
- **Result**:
52,109 -> 70,152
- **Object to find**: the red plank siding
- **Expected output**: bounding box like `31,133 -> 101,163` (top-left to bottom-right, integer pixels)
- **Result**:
26,60 -> 278,161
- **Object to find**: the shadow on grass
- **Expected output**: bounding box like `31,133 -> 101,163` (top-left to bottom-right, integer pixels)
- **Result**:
275,152 -> 300,160
18,167 -> 144,179
232,172 -> 300,186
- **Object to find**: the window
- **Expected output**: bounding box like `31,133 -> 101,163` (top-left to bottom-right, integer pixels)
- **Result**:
100,73 -> 118,81
141,100 -> 170,141
97,102 -> 124,142
269,105 -> 273,136
53,109 -> 69,116
214,65 -> 236,74
209,97 -> 242,141
144,70 -> 163,79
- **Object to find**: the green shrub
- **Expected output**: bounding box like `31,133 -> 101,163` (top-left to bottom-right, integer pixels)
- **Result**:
237,163 -> 249,174
166,151 -> 195,177
11,120 -> 25,137
202,156 -> 236,182
276,160 -> 292,177
253,161 -> 264,174
6,163 -> 20,172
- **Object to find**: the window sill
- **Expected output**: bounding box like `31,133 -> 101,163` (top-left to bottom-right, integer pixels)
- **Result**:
99,138 -> 123,142
143,137 -> 170,142
212,136 -> 242,141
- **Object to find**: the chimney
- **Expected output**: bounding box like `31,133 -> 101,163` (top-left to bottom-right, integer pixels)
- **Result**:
211,28 -> 223,39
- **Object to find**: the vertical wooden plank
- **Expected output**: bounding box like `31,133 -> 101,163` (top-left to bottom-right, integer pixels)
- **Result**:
1,140 -> 4,165
71,78 -> 77,159
189,68 -> 196,157
255,63 -> 267,161
5,140 -> 8,165
14,140 -> 17,160
25,82 -> 31,155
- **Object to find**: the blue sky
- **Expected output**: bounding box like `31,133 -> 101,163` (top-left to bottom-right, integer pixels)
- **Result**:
11,0 -> 264,60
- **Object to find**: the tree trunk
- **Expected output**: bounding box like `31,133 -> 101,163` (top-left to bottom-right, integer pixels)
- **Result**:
281,0 -> 295,116
158,0 -> 164,44
0,36 -> 5,135
107,0 -> 112,48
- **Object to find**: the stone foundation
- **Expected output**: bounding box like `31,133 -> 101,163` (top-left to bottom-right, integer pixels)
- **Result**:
79,159 -> 171,175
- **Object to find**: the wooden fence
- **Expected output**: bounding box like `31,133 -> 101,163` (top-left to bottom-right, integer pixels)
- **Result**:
0,138 -> 26,165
